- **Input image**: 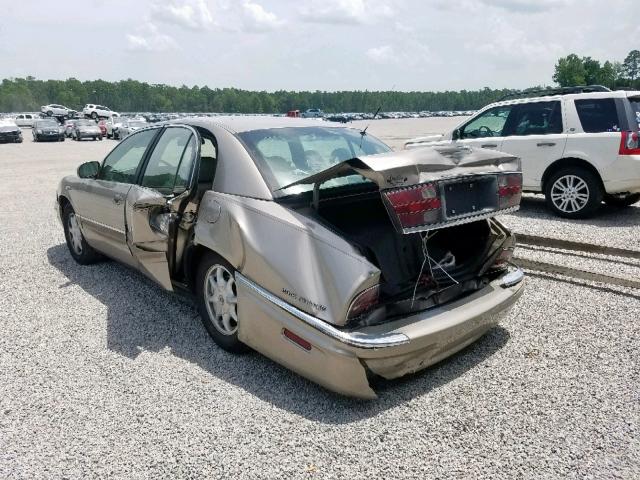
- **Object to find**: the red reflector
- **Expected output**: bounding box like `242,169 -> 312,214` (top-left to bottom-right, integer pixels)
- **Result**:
619,130 -> 640,155
282,328 -> 312,351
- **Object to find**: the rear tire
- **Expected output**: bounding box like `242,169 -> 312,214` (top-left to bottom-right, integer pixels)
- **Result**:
195,252 -> 248,354
62,204 -> 101,265
544,167 -> 603,219
604,193 -> 640,208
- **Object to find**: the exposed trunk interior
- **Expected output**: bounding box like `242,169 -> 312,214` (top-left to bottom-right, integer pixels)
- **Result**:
290,189 -> 509,325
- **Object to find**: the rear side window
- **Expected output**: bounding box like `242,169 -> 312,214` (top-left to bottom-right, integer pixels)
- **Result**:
628,98 -> 640,129
574,99 -> 620,133
506,101 -> 563,136
141,127 -> 196,194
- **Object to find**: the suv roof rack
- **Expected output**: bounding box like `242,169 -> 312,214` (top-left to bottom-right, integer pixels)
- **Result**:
498,85 -> 611,102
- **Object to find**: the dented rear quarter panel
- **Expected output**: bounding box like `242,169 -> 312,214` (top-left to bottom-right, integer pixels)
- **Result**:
193,191 -> 381,326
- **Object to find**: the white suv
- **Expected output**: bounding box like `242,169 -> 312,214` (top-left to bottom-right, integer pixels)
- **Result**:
82,104 -> 119,120
405,88 -> 640,218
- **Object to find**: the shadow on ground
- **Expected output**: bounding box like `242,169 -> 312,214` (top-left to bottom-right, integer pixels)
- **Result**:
47,243 -> 510,423
514,195 -> 640,228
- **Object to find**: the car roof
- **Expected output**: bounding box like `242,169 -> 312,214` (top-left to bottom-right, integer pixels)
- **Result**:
485,89 -> 640,109
171,115 -> 344,134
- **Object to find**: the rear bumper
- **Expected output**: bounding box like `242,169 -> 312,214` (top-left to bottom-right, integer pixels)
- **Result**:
601,155 -> 640,194
235,268 -> 525,399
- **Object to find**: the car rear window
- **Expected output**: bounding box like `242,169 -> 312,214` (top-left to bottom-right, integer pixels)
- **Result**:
574,98 -> 621,133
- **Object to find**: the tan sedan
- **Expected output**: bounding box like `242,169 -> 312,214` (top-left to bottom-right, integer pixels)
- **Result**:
56,116 -> 524,398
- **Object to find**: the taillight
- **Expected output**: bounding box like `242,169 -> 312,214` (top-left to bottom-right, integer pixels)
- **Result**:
498,173 -> 522,209
346,285 -> 380,320
382,182 -> 442,229
619,131 -> 640,155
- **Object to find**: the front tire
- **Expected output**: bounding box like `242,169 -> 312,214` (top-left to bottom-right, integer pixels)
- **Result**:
62,204 -> 100,265
195,252 -> 247,353
604,193 -> 640,208
544,167 -> 603,219
91,112 -> 98,119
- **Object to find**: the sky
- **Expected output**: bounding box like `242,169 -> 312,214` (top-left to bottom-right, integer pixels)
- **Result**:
0,0 -> 636,92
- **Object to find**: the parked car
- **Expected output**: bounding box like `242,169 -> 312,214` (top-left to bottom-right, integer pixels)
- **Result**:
71,119 -> 102,141
83,104 -> 120,120
302,108 -> 324,118
286,110 -> 300,118
32,118 -> 65,142
56,117 -> 524,398
13,113 -> 38,127
114,119 -> 148,140
97,120 -> 107,137
63,119 -> 79,137
0,119 -> 23,143
41,104 -> 76,117
405,88 -> 640,217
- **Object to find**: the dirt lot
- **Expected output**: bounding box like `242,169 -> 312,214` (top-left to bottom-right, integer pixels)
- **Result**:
1,121 -> 638,479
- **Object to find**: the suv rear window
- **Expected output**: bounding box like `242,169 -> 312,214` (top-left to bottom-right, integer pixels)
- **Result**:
574,98 -> 620,133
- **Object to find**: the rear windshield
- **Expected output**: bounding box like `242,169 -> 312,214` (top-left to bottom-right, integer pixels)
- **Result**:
36,120 -> 59,127
238,127 -> 391,193
77,120 -> 95,126
574,98 -> 621,133
628,98 -> 640,129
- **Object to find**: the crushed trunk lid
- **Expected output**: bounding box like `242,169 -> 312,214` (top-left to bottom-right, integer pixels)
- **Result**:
278,145 -> 522,234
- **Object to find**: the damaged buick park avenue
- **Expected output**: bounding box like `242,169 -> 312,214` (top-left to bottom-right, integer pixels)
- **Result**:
56,116 -> 525,398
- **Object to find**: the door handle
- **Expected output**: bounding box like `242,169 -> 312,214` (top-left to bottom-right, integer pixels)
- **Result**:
113,195 -> 123,205
481,144 -> 498,148
537,142 -> 556,147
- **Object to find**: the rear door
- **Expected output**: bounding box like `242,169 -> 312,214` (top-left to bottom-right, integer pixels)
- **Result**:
454,105 -> 515,151
125,125 -> 200,290
499,100 -> 567,190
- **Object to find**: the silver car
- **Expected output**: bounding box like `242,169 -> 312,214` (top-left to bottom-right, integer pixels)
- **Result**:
56,117 -> 525,398
115,119 -> 148,140
71,119 -> 102,141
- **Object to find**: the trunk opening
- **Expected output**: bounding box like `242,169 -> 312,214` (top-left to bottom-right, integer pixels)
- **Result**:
291,189 -> 510,325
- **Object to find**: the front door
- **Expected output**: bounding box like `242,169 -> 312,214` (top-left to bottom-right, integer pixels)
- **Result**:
499,100 -> 567,191
454,104 -> 515,151
125,125 -> 199,290
70,127 -> 160,265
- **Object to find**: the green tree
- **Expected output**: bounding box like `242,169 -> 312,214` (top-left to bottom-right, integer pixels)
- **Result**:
622,50 -> 640,83
553,54 -> 587,86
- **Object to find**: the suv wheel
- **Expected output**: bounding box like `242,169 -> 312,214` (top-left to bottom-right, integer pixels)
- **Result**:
604,193 -> 640,208
195,252 -> 248,354
544,167 -> 603,219
62,204 -> 101,265
91,112 -> 98,119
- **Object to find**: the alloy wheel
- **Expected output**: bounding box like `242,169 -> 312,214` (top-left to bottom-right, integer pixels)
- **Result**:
203,265 -> 238,336
550,175 -> 590,214
67,212 -> 83,255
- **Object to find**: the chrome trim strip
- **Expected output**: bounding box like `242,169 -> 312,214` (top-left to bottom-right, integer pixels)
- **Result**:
500,267 -> 525,288
235,273 -> 410,349
76,214 -> 126,235
401,205 -> 520,234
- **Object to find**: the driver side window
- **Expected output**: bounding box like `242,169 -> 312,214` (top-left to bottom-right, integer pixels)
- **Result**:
461,105 -> 513,139
99,128 -> 159,183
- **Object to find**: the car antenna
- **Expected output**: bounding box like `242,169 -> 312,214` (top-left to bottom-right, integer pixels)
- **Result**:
360,84 -> 394,148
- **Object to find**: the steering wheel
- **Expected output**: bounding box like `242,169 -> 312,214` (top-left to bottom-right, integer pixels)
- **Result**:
477,125 -> 494,137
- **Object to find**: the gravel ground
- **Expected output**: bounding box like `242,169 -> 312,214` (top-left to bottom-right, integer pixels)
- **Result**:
1,126 -> 639,479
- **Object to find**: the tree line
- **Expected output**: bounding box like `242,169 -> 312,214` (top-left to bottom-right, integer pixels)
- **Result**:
0,78 -> 517,114
1,50 -> 638,114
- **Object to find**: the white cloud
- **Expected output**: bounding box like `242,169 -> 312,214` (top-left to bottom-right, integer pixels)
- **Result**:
242,1 -> 283,32
126,23 -> 179,52
479,0 -> 571,13
151,0 -> 214,31
299,0 -> 393,25
366,45 -> 395,64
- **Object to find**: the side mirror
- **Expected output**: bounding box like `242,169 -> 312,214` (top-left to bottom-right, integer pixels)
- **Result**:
452,128 -> 461,141
77,161 -> 100,179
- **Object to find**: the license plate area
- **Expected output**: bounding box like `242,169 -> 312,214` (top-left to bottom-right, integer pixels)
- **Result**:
442,175 -> 497,219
